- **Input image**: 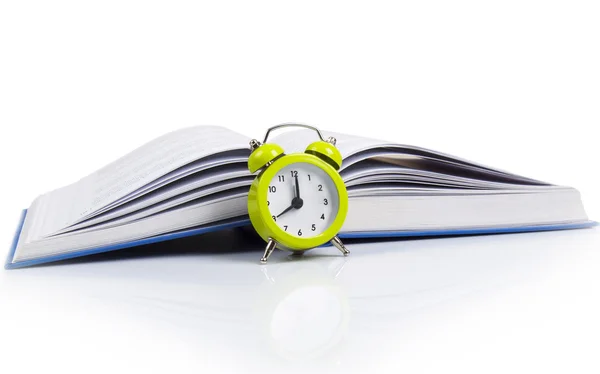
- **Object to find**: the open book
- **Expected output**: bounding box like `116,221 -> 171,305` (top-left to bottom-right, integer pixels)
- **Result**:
6,126 -> 594,269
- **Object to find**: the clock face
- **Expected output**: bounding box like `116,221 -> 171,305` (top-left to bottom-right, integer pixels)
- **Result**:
266,162 -> 340,239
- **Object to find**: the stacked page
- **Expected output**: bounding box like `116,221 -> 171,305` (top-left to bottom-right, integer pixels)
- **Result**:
8,126 -> 590,266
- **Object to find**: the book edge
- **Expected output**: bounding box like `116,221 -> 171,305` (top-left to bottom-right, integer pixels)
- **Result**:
4,211 -> 251,269
5,209 -> 598,269
4,209 -> 27,269
340,221 -> 598,239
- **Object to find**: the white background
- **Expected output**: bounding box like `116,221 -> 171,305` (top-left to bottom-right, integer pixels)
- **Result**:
0,1 -> 598,373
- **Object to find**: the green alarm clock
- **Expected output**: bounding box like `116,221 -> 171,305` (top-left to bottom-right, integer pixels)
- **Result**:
247,124 -> 350,264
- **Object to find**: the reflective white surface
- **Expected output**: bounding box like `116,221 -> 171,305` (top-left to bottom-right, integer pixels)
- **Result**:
1,227 -> 599,373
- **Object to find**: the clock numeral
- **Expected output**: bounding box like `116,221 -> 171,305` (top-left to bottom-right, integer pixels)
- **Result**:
290,170 -> 298,177
318,184 -> 323,191
320,214 -> 325,220
267,200 -> 270,206
278,175 -> 285,182
272,215 -> 276,222
269,185 -> 276,193
311,224 -> 316,231
297,229 -> 302,236
323,198 -> 328,205
308,174 -> 311,181
284,225 -> 288,231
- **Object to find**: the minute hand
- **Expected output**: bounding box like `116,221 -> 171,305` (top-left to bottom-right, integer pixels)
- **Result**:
294,175 -> 301,199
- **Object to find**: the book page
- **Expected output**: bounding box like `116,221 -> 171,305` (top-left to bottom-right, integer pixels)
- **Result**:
81,150 -> 250,221
24,126 -> 251,241
272,129 -> 548,185
57,167 -> 252,234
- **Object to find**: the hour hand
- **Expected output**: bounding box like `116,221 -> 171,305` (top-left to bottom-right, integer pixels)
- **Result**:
276,204 -> 294,218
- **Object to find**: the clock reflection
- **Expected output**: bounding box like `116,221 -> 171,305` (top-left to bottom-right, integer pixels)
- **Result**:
255,257 -> 350,361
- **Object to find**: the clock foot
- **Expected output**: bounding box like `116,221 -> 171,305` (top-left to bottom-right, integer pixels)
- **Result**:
260,238 -> 277,264
331,236 -> 350,256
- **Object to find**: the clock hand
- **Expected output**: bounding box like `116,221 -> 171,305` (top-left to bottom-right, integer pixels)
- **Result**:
294,174 -> 301,199
276,204 -> 295,218
276,177 -> 304,219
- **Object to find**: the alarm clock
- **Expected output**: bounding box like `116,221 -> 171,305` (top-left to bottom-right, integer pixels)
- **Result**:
247,123 -> 350,263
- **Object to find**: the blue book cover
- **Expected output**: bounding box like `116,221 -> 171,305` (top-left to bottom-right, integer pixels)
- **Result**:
5,209 -> 597,269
